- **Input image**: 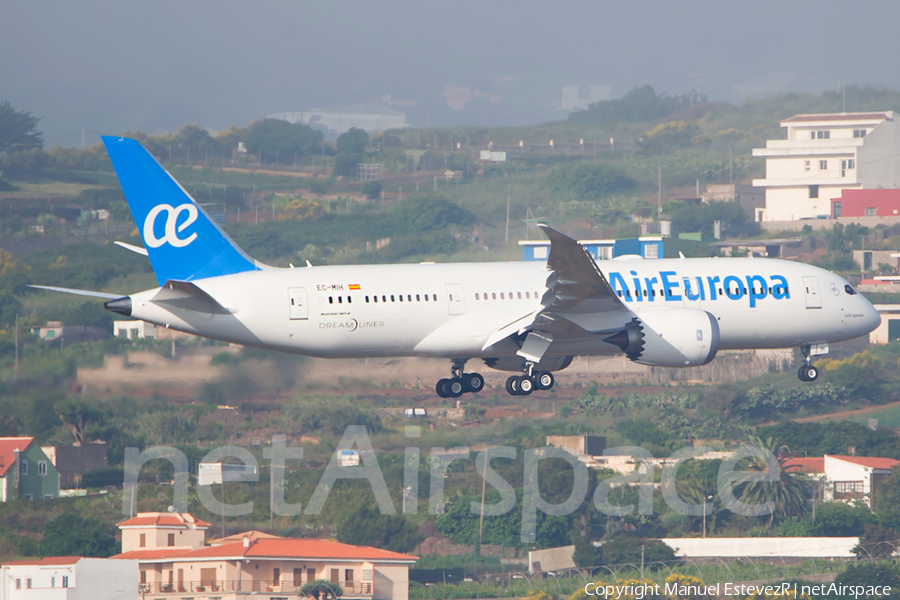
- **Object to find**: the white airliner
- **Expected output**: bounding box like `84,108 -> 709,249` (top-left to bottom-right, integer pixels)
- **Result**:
33,137 -> 882,397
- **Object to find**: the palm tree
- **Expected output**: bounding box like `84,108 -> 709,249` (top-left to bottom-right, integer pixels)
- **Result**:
734,436 -> 810,527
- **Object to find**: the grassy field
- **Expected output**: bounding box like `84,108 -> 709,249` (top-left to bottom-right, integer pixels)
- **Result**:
0,181 -> 108,198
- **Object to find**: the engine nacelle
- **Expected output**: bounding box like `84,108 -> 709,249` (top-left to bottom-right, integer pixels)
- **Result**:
603,307 -> 719,367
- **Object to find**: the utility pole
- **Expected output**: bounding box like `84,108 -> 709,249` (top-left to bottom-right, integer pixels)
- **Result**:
505,184 -> 511,242
729,146 -> 734,185
657,164 -> 662,219
14,313 -> 19,380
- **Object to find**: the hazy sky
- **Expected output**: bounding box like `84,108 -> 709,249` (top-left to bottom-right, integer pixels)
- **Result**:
3,1 -> 899,148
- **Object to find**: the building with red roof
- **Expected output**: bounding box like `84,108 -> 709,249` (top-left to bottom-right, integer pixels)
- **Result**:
113,513 -> 417,600
0,556 -> 138,600
0,437 -> 59,502
785,454 -> 900,508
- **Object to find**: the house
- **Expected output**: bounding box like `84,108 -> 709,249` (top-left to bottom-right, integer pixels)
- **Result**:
112,513 -> 417,600
113,320 -> 155,340
701,184 -> 766,222
0,437 -> 60,502
268,104 -> 408,136
832,188 -> 900,219
29,321 -> 109,348
40,442 -> 108,490
785,454 -> 899,507
0,557 -> 138,600
869,304 -> 900,344
520,236 -> 698,262
752,111 -> 900,221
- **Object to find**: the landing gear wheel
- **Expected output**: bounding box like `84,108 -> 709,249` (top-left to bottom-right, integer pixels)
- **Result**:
436,378 -> 451,398
447,378 -> 465,397
464,373 -> 485,394
518,376 -> 535,395
506,375 -> 521,396
798,365 -> 818,382
536,371 -> 554,390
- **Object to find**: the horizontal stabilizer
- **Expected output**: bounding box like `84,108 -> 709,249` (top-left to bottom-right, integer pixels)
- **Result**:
151,280 -> 233,314
28,285 -> 124,300
114,241 -> 149,256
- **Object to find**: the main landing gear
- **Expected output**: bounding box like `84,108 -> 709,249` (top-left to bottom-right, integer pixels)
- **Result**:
797,345 -> 819,382
505,362 -> 555,396
436,360 -> 485,398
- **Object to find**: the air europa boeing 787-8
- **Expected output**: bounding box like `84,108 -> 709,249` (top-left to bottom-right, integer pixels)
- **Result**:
33,137 -> 881,397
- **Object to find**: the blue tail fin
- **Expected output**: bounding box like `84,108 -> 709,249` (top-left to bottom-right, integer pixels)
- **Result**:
102,136 -> 262,285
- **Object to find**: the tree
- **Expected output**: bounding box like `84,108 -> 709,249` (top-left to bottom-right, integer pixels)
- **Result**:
853,523 -> 900,558
0,100 -> 43,153
55,398 -> 104,444
336,503 -> 423,553
735,436 -> 810,527
336,128 -> 369,155
572,533 -> 602,567
600,537 -> 675,569
545,163 -> 636,200
392,196 -> 474,233
39,512 -> 118,557
245,119 -> 323,163
301,580 -> 343,599
362,180 -> 382,200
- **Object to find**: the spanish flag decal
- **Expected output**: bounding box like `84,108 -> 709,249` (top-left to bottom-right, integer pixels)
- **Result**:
349,284 -> 361,290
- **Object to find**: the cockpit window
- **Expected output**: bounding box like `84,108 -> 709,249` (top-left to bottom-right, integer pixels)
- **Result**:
845,284 -> 858,295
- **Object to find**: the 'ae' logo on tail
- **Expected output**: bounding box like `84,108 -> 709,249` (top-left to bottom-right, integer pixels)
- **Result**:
143,203 -> 199,248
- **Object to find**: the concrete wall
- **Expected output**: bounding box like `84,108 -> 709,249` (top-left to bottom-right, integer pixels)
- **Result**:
761,215 -> 900,232
0,559 -> 138,600
528,545 -> 576,573
661,537 -> 858,558
858,119 -> 900,189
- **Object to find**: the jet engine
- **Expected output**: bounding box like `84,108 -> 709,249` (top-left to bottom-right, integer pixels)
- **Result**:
603,307 -> 719,367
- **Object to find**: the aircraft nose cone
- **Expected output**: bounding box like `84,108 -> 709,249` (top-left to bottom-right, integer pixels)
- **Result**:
865,301 -> 882,332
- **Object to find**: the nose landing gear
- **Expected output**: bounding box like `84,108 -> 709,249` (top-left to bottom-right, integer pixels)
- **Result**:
436,359 -> 485,398
797,345 -> 819,382
505,362 -> 555,396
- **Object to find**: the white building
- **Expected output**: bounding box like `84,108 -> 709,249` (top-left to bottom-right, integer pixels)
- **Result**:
0,557 -> 138,600
752,111 -> 900,221
561,85 -> 611,111
113,321 -> 154,340
786,454 -> 899,508
269,105 -> 408,136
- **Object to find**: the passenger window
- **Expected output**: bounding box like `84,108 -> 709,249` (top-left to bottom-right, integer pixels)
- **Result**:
500,293 -> 505,300
329,296 -> 333,304
492,293 -> 497,300
525,292 -> 530,299
617,291 -> 622,297
399,295 -> 403,302
424,294 -> 429,301
391,295 -> 395,302
517,292 -> 522,299
626,290 -> 632,298
338,297 -> 343,303
408,295 -> 412,302
382,295 -> 386,302
475,293 -> 480,300
845,284 -> 858,295
365,296 -> 369,303
348,296 -> 352,303
433,294 -> 437,301
417,294 -> 421,301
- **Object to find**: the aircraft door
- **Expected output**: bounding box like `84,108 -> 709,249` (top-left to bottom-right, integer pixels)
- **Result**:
288,287 -> 309,320
802,276 -> 821,309
446,284 -> 466,315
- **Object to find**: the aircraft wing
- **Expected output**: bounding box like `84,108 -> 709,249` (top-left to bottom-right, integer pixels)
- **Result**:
483,225 -> 632,360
